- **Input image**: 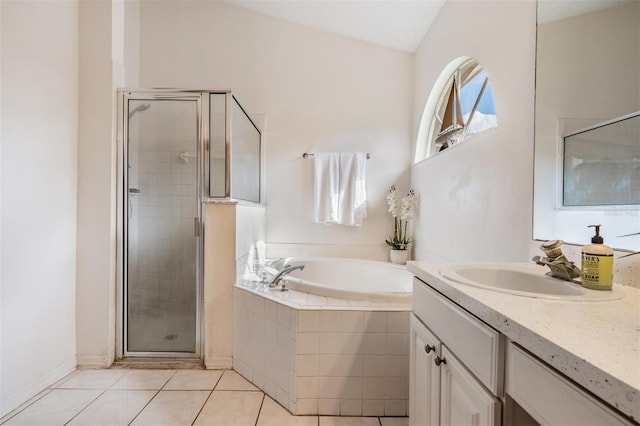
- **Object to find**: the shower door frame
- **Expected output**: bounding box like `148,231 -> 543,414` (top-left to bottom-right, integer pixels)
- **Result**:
116,89 -> 211,359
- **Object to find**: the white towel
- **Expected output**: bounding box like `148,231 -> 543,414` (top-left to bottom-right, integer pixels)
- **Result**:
313,153 -> 340,224
313,152 -> 367,226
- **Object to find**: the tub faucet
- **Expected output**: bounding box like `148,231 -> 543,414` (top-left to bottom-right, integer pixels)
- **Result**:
270,265 -> 305,290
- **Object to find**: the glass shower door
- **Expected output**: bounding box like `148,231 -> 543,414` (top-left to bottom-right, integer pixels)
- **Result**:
126,98 -> 199,354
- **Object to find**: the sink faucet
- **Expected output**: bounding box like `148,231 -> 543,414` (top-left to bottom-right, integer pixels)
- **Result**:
269,264 -> 305,290
532,240 -> 580,282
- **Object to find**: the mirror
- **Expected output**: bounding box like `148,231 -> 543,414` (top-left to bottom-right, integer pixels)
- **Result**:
533,0 -> 640,251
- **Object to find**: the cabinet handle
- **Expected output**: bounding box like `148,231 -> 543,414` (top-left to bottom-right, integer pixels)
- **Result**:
424,344 -> 435,354
434,356 -> 446,366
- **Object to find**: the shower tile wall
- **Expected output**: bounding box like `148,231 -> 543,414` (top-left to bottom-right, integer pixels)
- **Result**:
128,135 -> 198,351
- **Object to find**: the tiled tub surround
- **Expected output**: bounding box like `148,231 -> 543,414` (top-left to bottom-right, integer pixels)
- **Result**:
233,285 -> 411,417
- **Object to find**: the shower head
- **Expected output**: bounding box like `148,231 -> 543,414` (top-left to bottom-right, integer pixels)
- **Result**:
128,103 -> 151,118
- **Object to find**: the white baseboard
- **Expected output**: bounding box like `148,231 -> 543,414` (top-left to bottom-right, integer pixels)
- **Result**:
0,355 -> 76,418
205,356 -> 232,370
76,355 -> 112,369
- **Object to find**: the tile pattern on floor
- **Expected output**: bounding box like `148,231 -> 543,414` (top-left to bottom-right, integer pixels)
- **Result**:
0,369 -> 408,426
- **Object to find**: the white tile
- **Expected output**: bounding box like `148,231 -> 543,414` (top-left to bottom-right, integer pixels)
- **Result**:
362,333 -> 386,355
297,355 -> 319,377
275,365 -> 289,390
290,311 -> 298,339
384,377 -> 408,399
384,356 -> 409,377
276,387 -> 290,407
68,390 -> 156,426
340,399 -> 362,416
318,377 -> 342,399
296,377 -> 319,398
318,354 -> 342,377
318,399 -> 340,415
257,396 -> 318,426
384,400 -> 408,417
341,355 -> 363,377
385,334 -> 409,355
194,391 -> 263,425
319,416 -> 380,426
342,377 -> 362,399
277,305 -> 291,327
362,377 -> 385,399
295,399 -> 318,415
386,312 -> 409,333
342,311 -> 364,332
362,399 -> 385,417
131,390 -> 209,426
56,369 -> 127,389
265,300 -> 277,321
327,298 -> 349,307
380,417 -> 409,426
307,295 -> 328,306
253,296 -> 265,317
277,324 -> 291,347
216,370 -> 260,391
111,370 -> 175,390
298,333 -> 319,355
163,370 -> 223,390
363,356 -> 385,377
3,389 -> 102,426
298,311 -> 320,332
341,332 -> 364,355
319,333 -> 342,354
320,312 -> 342,332
364,312 -> 386,333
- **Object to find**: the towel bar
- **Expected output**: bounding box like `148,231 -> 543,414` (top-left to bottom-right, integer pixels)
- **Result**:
303,152 -> 370,159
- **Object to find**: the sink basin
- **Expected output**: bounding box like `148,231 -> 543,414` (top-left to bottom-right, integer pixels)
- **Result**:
440,263 -> 623,301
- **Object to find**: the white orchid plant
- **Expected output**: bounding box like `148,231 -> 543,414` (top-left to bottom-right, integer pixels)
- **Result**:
385,185 -> 416,250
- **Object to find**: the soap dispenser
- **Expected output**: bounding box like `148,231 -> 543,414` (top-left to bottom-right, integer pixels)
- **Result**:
581,224 -> 614,290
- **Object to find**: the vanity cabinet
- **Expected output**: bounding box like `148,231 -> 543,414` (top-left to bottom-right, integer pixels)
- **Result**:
506,343 -> 633,426
410,278 -> 502,426
410,273 -> 636,426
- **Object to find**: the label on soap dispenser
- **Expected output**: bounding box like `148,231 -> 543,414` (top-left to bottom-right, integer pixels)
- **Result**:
581,253 -> 613,290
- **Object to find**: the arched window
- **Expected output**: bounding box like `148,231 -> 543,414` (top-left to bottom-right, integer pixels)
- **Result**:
416,58 -> 497,161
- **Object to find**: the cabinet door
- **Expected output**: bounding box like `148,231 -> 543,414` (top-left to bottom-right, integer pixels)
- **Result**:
440,346 -> 500,426
410,315 -> 441,426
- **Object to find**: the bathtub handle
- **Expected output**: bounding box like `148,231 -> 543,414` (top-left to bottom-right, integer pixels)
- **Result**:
424,344 -> 435,354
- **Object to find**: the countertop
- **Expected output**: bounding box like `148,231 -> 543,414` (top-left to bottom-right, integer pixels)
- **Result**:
407,260 -> 640,422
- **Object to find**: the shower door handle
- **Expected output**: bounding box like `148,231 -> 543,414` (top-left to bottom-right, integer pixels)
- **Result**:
194,217 -> 200,238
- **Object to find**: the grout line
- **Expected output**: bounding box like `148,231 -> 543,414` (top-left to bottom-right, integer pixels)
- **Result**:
190,389 -> 215,426
127,389 -> 161,426
254,393 -> 266,426
63,388 -> 109,426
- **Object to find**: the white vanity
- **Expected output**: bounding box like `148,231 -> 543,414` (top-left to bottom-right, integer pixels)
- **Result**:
407,261 -> 639,426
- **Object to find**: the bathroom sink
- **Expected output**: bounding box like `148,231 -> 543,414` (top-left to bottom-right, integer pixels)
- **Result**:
440,263 -> 623,301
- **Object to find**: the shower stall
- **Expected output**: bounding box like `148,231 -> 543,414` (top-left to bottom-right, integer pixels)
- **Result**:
117,90 -> 261,359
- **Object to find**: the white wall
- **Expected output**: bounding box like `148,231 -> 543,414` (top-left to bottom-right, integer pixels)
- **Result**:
138,1 -> 413,261
411,1 -> 537,262
75,0 -> 117,368
0,0 -> 78,415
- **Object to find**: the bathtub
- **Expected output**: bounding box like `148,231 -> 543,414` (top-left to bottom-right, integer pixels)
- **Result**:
276,257 -> 413,303
233,256 -> 413,417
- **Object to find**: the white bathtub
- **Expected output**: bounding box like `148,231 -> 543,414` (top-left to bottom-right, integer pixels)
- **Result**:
271,257 -> 413,303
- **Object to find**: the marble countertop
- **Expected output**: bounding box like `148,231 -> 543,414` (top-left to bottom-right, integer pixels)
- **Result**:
407,261 -> 640,422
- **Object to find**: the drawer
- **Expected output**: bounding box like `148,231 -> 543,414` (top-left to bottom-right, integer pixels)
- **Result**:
413,277 -> 504,395
507,343 -> 632,426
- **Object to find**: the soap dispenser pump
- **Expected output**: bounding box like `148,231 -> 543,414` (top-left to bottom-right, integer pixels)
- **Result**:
581,224 -> 614,290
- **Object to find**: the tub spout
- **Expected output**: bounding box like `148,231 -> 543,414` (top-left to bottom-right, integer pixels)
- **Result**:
270,265 -> 305,289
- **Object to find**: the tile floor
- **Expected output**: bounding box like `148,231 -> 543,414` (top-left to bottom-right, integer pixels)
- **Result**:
0,369 -> 409,426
